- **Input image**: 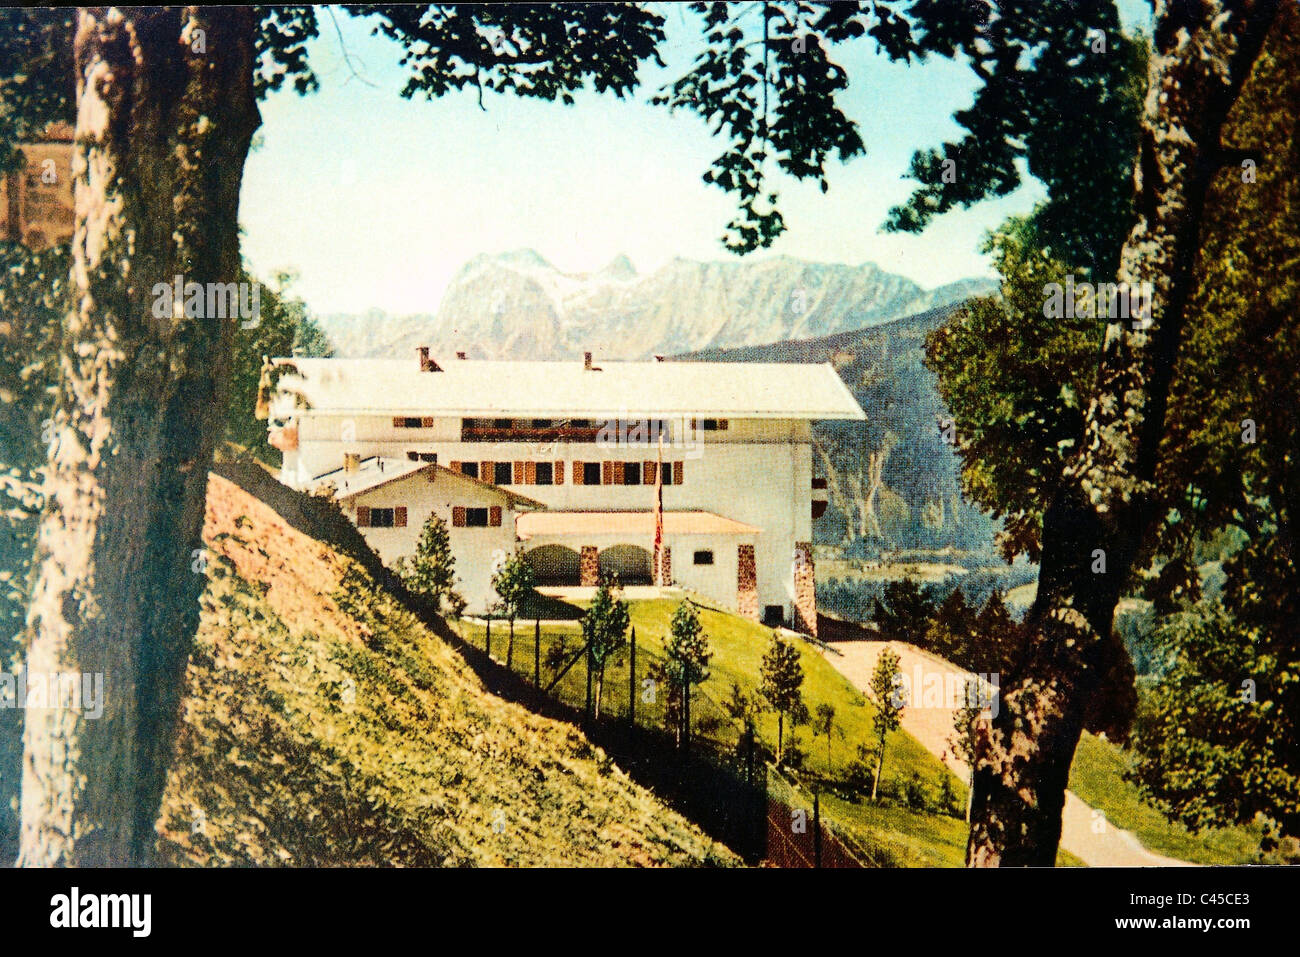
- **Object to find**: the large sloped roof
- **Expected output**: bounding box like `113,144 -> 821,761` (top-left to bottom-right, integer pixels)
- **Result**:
271,355 -> 865,420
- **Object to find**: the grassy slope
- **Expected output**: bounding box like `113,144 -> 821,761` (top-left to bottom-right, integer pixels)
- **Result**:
460,595 -> 1083,866
155,475 -> 735,867
1068,733 -> 1264,865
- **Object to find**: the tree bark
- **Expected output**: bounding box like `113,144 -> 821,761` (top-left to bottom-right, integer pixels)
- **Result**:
966,0 -> 1281,867
19,7 -> 259,866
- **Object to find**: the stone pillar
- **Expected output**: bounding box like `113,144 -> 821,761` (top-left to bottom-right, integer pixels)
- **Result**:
793,541 -> 817,638
580,545 -> 599,586
737,544 -> 758,621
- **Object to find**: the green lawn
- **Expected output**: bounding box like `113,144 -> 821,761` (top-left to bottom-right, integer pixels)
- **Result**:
1068,732 -> 1264,865
460,596 -> 1256,867
457,595 -> 987,867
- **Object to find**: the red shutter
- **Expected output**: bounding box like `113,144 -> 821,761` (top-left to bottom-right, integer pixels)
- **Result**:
392,417 -> 404,428
644,461 -> 657,485
489,506 -> 502,527
481,461 -> 492,482
554,460 -> 564,485
572,461 -> 583,485
394,506 -> 407,527
356,505 -> 371,527
602,461 -> 613,485
452,506 -> 466,527
421,416 -> 434,428
614,461 -> 625,485
450,461 -> 461,474
525,461 -> 537,484
673,461 -> 684,485
514,461 -> 525,485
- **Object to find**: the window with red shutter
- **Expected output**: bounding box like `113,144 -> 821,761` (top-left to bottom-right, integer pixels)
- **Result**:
452,506 -> 467,527
356,505 -> 370,527
673,461 -> 684,485
450,461 -> 462,474
554,460 -> 564,485
525,461 -> 537,484
644,461 -> 657,485
514,461 -> 525,485
421,416 -> 434,428
489,506 -> 502,527
602,461 -> 613,485
572,461 -> 583,485
395,506 -> 407,527
480,461 -> 492,481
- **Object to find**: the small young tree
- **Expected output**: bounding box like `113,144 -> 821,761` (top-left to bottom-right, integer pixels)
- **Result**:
581,575 -> 630,720
868,648 -> 905,802
814,703 -> 837,775
491,549 -> 536,669
665,600 -> 712,749
394,514 -> 464,618
759,635 -> 804,766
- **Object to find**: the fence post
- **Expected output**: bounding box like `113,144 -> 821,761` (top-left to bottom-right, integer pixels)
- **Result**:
682,677 -> 690,755
628,627 -> 636,735
584,643 -> 593,727
534,618 -> 541,688
813,788 -> 822,869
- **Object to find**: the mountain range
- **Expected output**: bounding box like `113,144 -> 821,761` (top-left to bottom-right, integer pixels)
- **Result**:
315,249 -> 995,360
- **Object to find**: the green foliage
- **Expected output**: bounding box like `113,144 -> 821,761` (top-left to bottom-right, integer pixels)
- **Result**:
887,0 -> 1147,280
758,634 -> 805,718
924,216 -> 1102,562
664,599 -> 711,690
871,577 -> 936,645
759,634 -> 804,763
582,575 -> 629,669
491,547 -> 536,622
224,270 -> 330,461
1130,601 -> 1299,840
394,513 -> 464,618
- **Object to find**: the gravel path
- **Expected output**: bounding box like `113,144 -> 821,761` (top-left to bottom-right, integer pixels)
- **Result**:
823,640 -> 1191,867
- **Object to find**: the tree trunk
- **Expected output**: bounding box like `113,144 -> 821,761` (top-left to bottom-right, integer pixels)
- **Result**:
872,729 -> 885,802
593,667 -> 603,721
507,617 -> 514,669
966,0 -> 1280,867
18,7 -> 259,866
776,711 -> 783,765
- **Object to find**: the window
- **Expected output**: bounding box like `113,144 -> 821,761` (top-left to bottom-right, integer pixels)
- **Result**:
532,419 -> 552,429
369,507 -> 395,528
623,462 -> 640,486
420,453 -> 437,463
763,605 -> 784,627
693,550 -> 714,566
493,418 -> 512,430
660,461 -> 675,486
460,462 -> 479,479
494,462 -> 513,485
406,451 -> 419,461
702,418 -> 728,431
535,461 -> 553,485
583,462 -> 601,485
465,507 -> 489,527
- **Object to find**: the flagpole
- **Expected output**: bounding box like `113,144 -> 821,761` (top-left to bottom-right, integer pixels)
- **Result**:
653,423 -> 665,586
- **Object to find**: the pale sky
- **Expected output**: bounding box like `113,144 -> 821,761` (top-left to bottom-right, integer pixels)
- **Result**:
238,3 -> 1152,315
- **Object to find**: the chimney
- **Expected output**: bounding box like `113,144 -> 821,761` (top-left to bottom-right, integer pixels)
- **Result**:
583,351 -> 593,370
456,351 -> 467,360
416,346 -> 441,372
654,354 -> 665,362
343,452 -> 360,474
